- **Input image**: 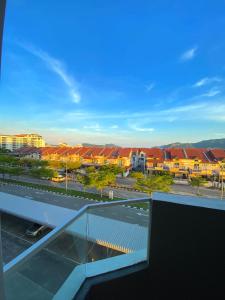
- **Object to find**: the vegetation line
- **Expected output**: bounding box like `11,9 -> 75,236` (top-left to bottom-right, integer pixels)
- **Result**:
0,178 -> 114,201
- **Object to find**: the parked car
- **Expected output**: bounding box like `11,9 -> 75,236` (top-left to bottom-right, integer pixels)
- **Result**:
51,175 -> 65,182
25,223 -> 46,237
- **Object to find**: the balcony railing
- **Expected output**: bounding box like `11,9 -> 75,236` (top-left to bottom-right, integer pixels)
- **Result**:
0,198 -> 150,300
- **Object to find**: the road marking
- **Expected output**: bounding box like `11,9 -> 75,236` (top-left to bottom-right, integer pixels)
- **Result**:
137,212 -> 148,216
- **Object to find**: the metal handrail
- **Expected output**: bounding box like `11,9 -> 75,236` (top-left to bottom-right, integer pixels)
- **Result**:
3,197 -> 150,275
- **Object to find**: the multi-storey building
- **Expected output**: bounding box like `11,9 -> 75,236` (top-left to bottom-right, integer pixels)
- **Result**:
0,134 -> 45,151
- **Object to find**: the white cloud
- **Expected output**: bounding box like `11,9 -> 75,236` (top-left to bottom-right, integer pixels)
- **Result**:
18,42 -> 81,103
110,125 -> 119,129
131,126 -> 155,132
83,123 -> 102,131
201,88 -> 221,97
180,46 -> 198,62
145,82 -> 155,92
193,77 -> 222,87
63,100 -> 225,123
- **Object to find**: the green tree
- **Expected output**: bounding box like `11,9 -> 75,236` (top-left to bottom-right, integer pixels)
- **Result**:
77,169 -> 116,197
0,155 -> 18,166
89,171 -> 116,197
190,177 -> 207,195
47,160 -> 63,170
66,161 -> 82,171
99,164 -> 124,175
76,174 -> 92,191
19,158 -> 48,169
134,174 -> 173,196
130,171 -> 144,180
8,167 -> 24,178
86,166 -> 96,174
30,167 -> 56,179
0,148 -> 11,154
0,166 -> 9,179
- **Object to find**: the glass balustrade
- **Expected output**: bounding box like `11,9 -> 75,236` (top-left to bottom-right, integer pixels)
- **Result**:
2,199 -> 150,300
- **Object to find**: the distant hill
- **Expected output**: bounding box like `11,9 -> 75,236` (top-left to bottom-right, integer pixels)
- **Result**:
160,138 -> 225,149
81,143 -> 120,148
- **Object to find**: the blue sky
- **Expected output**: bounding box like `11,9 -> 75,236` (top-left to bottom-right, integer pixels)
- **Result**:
1,0 -> 225,146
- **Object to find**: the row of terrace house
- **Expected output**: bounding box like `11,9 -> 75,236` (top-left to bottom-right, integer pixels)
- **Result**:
14,146 -> 134,170
141,148 -> 225,178
13,146 -> 225,178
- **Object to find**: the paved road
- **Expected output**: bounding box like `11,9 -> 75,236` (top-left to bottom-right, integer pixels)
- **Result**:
0,183 -> 149,226
172,184 -> 222,198
2,174 -> 223,199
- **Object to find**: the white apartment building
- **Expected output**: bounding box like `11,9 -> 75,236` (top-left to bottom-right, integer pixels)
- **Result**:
0,134 -> 45,151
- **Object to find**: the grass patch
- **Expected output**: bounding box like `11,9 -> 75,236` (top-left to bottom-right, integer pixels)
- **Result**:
0,178 -> 150,209
0,178 -> 117,201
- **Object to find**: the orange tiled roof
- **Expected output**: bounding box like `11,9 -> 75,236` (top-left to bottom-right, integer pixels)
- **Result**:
184,148 -> 210,163
140,148 -> 165,163
165,148 -> 186,160
117,148 -> 133,158
207,149 -> 225,161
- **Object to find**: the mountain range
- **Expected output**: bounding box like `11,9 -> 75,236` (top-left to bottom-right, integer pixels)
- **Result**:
160,138 -> 225,149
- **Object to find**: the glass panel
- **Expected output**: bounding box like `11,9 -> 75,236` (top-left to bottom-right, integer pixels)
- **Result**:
3,200 -> 150,299
4,213 -> 87,300
86,200 -> 150,277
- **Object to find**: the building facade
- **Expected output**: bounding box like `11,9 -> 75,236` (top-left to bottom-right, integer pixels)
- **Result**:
0,134 -> 45,151
12,146 -> 225,178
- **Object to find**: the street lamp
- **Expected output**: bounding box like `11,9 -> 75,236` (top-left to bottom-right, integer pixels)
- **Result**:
220,161 -> 225,200
62,154 -> 68,192
65,158 -> 68,192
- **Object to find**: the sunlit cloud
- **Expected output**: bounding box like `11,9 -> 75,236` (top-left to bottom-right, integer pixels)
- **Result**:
18,42 -> 81,103
180,46 -> 198,62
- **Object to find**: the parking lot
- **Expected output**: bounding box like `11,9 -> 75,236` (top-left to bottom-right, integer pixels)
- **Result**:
2,212 -> 122,299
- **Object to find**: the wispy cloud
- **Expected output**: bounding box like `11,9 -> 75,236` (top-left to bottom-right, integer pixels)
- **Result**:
193,77 -> 222,87
180,46 -> 198,62
201,88 -> 221,97
63,100 -> 225,123
130,125 -> 155,132
18,42 -> 81,103
145,82 -> 155,92
83,123 -> 102,131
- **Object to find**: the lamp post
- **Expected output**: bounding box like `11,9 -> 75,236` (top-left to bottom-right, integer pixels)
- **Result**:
65,159 -> 68,192
63,154 -> 68,192
221,161 -> 225,200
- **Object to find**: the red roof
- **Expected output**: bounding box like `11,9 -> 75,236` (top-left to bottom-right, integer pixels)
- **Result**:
140,148 -> 165,163
100,147 -> 116,157
184,148 -> 210,163
117,148 -> 132,158
207,149 -> 225,161
165,148 -> 186,160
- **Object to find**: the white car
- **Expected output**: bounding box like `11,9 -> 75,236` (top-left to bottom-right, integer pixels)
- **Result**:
25,223 -> 46,237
